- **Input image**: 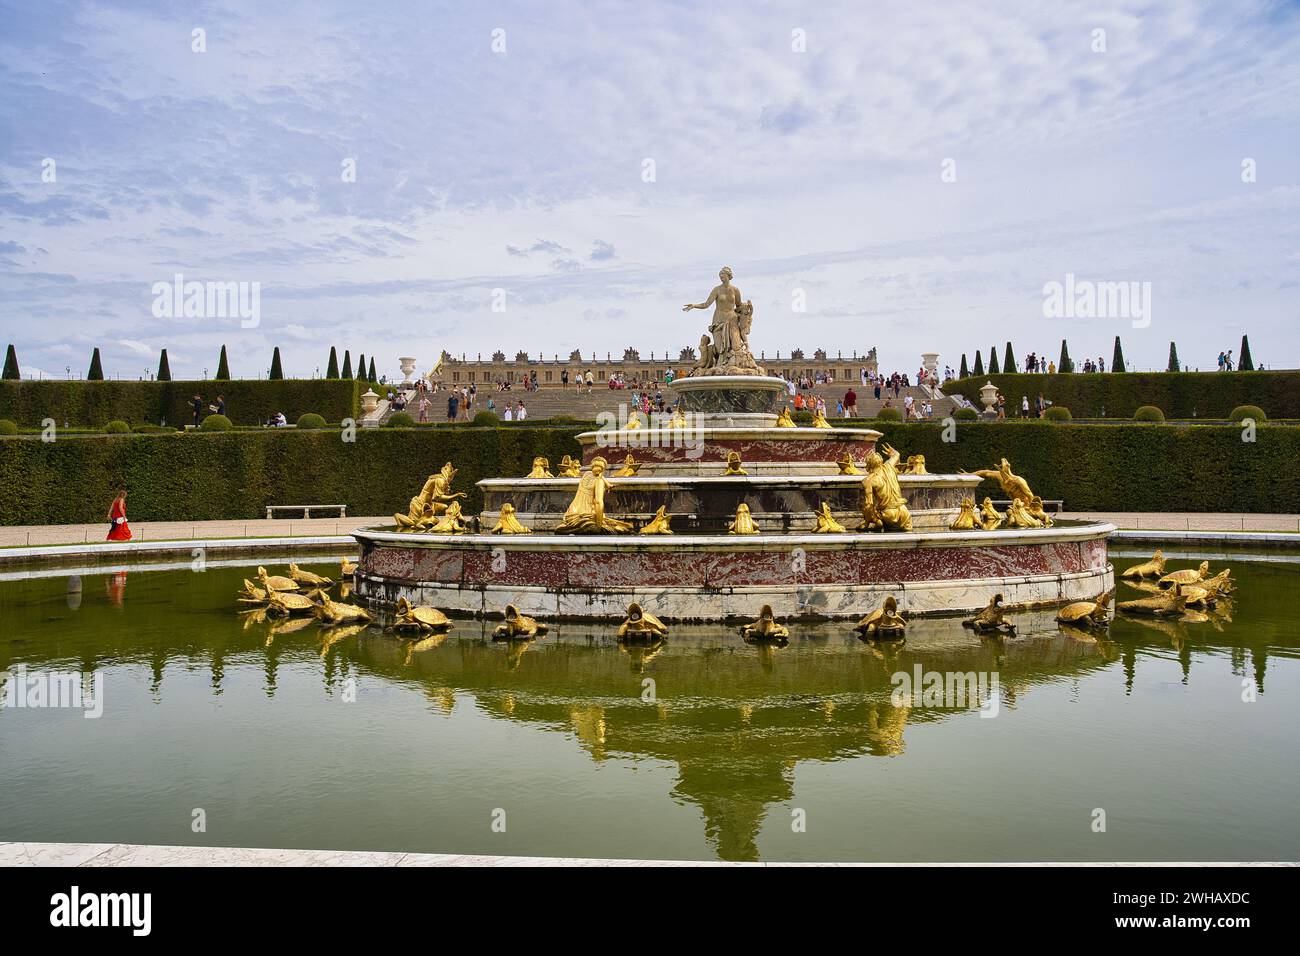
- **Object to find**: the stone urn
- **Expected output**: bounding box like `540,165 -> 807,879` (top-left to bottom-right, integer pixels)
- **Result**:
921,352 -> 940,384
360,388 -> 380,415
399,357 -> 417,384
979,381 -> 999,413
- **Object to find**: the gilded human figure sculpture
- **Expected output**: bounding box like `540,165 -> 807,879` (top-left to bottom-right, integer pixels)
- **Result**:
555,456 -> 633,534
488,503 -> 532,534
836,453 -> 861,475
902,455 -> 928,475
556,455 -> 582,478
395,462 -> 466,530
614,454 -> 640,477
729,503 -> 759,535
859,443 -> 913,532
680,266 -> 764,375
721,451 -> 747,476
963,459 -> 1050,526
527,457 -> 553,478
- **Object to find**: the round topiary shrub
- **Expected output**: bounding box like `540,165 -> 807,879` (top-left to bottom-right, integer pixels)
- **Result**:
199,414 -> 232,432
1133,405 -> 1165,422
954,407 -> 979,421
1043,406 -> 1072,421
1229,404 -> 1266,422
875,407 -> 902,422
472,410 -> 500,425
296,413 -> 327,430
0,419 -> 18,435
385,412 -> 415,428
104,419 -> 131,434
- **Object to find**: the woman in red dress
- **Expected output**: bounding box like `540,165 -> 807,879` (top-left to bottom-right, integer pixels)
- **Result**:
106,487 -> 132,541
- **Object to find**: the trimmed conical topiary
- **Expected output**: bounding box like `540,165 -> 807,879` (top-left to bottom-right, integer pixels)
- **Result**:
989,346 -> 1000,375
1167,341 -> 1180,373
156,348 -> 172,381
1111,336 -> 1125,373
973,351 -> 984,377
356,352 -> 366,381
368,356 -> 376,382
269,347 -> 283,380
1240,334 -> 1254,371
326,347 -> 339,379
1003,341 -> 1017,373
959,354 -> 969,379
87,347 -> 104,380
216,344 -> 230,380
2,344 -> 19,380
341,350 -> 353,379
1059,339 -> 1073,373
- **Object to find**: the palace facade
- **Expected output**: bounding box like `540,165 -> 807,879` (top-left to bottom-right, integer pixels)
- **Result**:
433,347 -> 880,387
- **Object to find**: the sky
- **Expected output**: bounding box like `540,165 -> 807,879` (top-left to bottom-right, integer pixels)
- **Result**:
1,0 -> 1298,381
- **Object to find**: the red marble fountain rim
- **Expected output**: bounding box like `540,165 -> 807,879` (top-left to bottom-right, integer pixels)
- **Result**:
576,426 -> 883,443
354,522 -> 1116,551
476,473 -> 984,488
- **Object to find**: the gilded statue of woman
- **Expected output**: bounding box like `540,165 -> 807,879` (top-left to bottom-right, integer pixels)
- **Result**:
682,266 -> 744,366
555,456 -> 633,534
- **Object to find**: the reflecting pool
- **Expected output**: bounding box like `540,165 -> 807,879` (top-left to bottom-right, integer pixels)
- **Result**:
1,552 -> 1297,862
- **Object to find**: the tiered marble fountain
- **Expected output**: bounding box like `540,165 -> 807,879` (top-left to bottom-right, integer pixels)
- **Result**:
353,377 -> 1113,623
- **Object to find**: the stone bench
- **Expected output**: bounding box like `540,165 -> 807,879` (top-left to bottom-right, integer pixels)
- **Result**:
265,504 -> 347,519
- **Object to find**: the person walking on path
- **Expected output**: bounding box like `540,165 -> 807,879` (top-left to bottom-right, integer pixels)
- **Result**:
191,394 -> 203,427
844,386 -> 858,417
106,488 -> 132,541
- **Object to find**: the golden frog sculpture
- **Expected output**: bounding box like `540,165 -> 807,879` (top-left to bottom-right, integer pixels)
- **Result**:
721,451 -> 747,476
902,455 -> 928,475
526,457 -> 554,478
979,497 -> 1003,531
556,455 -> 582,478
949,497 -> 979,530
427,500 -> 470,534
729,503 -> 759,535
963,458 -> 1051,526
613,453 -> 640,477
1005,498 -> 1043,528
488,503 -> 532,534
641,505 -> 673,534
810,408 -> 832,429
812,502 -> 846,533
836,453 -> 861,475
740,604 -> 789,643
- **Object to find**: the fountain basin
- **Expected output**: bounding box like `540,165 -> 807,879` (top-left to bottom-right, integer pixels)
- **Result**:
667,373 -> 788,426
578,425 -> 882,466
352,522 -> 1115,621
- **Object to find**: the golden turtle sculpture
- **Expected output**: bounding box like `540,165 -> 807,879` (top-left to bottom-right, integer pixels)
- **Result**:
618,602 -> 669,640
257,566 -> 299,592
265,589 -> 319,617
962,593 -> 1016,635
1056,592 -> 1111,628
391,597 -> 452,633
739,604 -> 789,643
855,596 -> 906,640
314,592 -> 371,627
1159,561 -> 1210,589
493,604 -> 547,640
1118,584 -> 1189,617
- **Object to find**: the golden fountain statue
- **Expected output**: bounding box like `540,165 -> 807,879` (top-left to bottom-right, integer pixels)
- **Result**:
488,503 -> 532,534
1056,593 -> 1111,629
394,462 -> 467,530
721,451 -> 747,476
641,505 -> 673,534
527,457 -> 554,478
962,593 -> 1016,635
555,456 -> 633,534
614,453 -> 641,477
392,597 -> 452,633
775,407 -> 795,427
626,410 -> 642,430
948,497 -> 979,530
979,497 -> 1003,530
314,592 -> 371,626
617,602 -> 669,639
812,502 -> 847,533
963,459 -> 1052,526
855,596 -> 907,639
859,443 -> 913,532
556,455 -> 582,478
740,604 -> 790,643
493,604 -> 547,639
1159,561 -> 1210,588
811,408 -> 832,429
836,453 -> 861,475
728,503 -> 759,535
428,500 -> 470,534
902,455 -> 928,475
1121,549 -> 1165,579
1005,498 -> 1042,528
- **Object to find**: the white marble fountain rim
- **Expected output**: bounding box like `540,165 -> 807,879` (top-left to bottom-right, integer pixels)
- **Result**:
477,473 -> 984,488
576,426 -> 884,442
354,522 -> 1116,551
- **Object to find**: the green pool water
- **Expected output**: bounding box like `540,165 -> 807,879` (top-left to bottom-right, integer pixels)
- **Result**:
1,552 -> 1297,863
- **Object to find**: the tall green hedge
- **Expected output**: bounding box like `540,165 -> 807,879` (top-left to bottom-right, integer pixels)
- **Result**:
944,371 -> 1300,419
0,422 -> 1295,524
0,379 -> 363,428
